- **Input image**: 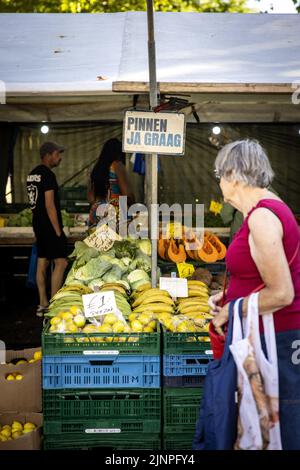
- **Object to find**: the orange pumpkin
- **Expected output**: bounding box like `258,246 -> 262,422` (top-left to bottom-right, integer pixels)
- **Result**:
197,238 -> 219,263
205,232 -> 227,260
167,238 -> 187,263
158,238 -> 168,260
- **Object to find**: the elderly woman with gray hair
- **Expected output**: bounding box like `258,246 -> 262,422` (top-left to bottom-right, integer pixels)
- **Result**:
209,139 -> 300,450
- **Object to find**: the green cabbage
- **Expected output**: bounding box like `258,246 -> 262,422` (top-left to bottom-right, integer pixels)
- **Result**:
137,239 -> 151,256
127,269 -> 150,290
74,258 -> 112,282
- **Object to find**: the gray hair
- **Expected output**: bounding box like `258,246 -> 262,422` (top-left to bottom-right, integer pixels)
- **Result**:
215,139 -> 274,188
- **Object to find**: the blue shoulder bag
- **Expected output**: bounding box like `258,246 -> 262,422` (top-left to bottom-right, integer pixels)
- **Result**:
192,299 -> 243,450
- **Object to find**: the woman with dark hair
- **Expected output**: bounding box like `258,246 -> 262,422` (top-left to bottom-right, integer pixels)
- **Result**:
88,138 -> 135,228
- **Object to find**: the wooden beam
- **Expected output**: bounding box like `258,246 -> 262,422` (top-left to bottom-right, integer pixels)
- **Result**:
113,81 -> 294,94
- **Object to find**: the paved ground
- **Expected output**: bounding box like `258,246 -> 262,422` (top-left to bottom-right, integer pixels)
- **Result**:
0,279 -> 43,349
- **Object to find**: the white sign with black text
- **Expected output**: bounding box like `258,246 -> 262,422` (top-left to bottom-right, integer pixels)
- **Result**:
159,277 -> 188,299
123,111 -> 186,155
82,291 -> 117,319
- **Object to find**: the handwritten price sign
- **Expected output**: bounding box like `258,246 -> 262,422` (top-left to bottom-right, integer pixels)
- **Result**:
82,291 -> 117,319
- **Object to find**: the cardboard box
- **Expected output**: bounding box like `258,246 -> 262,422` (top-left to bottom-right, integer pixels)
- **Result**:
0,348 -> 42,413
0,412 -> 43,450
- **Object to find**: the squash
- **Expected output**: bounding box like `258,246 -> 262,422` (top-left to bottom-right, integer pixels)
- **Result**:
197,238 -> 219,263
167,238 -> 187,263
205,232 -> 227,260
184,237 -> 203,261
158,238 -> 169,260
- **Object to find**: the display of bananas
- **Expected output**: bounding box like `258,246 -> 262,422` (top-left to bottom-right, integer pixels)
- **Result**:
131,287 -> 175,316
176,280 -> 210,315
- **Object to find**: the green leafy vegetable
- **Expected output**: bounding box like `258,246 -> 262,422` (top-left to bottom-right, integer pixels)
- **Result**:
137,239 -> 152,256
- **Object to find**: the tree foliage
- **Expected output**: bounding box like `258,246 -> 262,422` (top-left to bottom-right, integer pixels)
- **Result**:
292,0 -> 300,13
0,0 -> 255,13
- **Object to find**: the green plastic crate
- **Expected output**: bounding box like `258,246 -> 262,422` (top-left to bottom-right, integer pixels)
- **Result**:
42,322 -> 161,356
43,388 -> 161,435
43,388 -> 161,420
163,433 -> 194,450
163,327 -> 212,355
163,387 -> 203,433
44,434 -> 162,450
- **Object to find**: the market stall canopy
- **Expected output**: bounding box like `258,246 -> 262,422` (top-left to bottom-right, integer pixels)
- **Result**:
0,12 -> 300,122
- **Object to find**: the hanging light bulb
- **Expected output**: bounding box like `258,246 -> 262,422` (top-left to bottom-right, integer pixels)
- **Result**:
212,126 -> 221,135
41,125 -> 49,134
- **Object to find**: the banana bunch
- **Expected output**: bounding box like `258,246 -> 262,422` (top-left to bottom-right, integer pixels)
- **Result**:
98,283 -> 132,317
131,288 -> 175,315
176,280 -> 210,315
46,284 -> 93,317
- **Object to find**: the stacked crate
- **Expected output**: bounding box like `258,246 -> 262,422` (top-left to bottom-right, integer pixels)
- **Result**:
162,330 -> 212,450
42,324 -> 161,450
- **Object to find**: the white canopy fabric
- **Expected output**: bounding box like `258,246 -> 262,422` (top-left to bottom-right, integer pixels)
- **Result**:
0,12 -> 300,122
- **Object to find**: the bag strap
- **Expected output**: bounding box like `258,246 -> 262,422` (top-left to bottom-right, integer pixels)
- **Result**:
221,298 -> 243,363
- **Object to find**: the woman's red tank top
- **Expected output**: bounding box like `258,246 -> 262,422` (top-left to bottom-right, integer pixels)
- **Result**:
225,199 -> 300,332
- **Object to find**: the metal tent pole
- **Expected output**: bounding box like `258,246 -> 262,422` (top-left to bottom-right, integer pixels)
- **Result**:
146,0 -> 158,287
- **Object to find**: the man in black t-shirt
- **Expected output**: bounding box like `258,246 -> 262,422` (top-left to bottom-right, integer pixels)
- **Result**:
27,142 -> 68,316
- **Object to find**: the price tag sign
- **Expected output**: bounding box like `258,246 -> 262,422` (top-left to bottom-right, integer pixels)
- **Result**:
176,262 -> 195,279
160,277 -> 188,298
82,291 -> 117,319
84,224 -> 121,252
209,200 -> 223,215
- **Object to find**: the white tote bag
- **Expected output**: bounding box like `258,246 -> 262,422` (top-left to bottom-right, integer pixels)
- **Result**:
230,294 -> 282,450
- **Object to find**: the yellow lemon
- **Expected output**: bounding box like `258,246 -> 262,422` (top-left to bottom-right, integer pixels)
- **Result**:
33,351 -> 42,361
128,313 -> 137,323
65,321 -> 79,333
0,435 -> 8,442
128,337 -> 139,343
0,429 -> 11,438
143,326 -> 154,333
59,312 -> 73,321
15,374 -> 23,380
16,360 -> 27,365
82,324 -> 97,333
29,359 -> 36,363
148,320 -> 156,330
23,423 -> 36,431
96,324 -> 112,333
117,336 -> 126,342
12,431 -> 23,439
130,320 -> 143,333
69,306 -> 81,315
11,421 -> 23,432
103,313 -> 118,325
2,425 -> 11,432
49,325 -> 58,333
137,313 -> 152,326
50,316 -> 61,326
6,374 -> 15,381
123,325 -> 131,333
112,321 -> 125,333
73,314 -> 86,328
105,336 -> 114,343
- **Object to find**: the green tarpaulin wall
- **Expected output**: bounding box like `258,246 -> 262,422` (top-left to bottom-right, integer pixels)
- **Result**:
10,122 -> 300,214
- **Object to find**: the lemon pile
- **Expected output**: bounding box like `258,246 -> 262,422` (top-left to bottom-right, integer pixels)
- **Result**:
0,421 -> 37,442
5,351 -> 42,380
49,306 -> 86,333
128,312 -> 157,333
